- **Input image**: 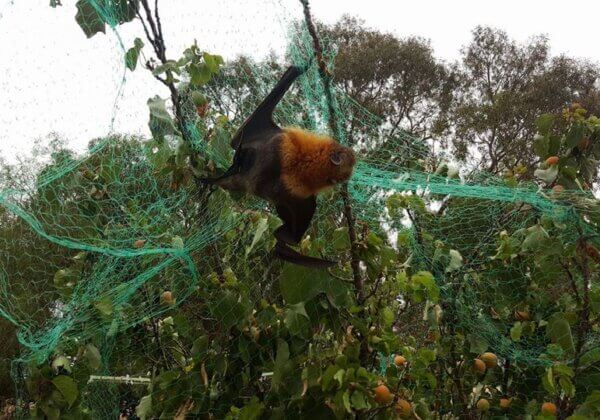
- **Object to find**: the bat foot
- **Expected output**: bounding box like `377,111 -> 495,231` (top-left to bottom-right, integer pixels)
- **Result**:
274,242 -> 336,269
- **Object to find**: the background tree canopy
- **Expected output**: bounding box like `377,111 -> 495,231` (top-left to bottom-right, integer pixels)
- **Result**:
0,2 -> 599,420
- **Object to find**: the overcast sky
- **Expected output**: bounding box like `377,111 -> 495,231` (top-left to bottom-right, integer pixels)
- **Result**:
2,0 -> 600,161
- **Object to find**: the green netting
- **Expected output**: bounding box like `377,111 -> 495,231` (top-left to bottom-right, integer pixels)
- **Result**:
1,0 -> 599,418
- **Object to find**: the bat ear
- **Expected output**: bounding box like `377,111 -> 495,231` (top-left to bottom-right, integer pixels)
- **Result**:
330,151 -> 342,166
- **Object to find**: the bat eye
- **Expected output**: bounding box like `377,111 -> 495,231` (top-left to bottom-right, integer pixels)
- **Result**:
330,152 -> 342,166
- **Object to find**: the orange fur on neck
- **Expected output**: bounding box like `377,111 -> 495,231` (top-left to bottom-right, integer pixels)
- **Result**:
280,127 -> 338,198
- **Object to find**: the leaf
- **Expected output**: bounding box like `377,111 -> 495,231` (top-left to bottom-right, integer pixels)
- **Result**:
189,63 -> 213,86
238,397 -> 265,420
351,390 -> 369,410
52,356 -> 71,373
209,291 -> 249,330
147,96 -> 176,141
52,375 -> 78,408
446,249 -> 463,272
565,123 -> 585,149
125,37 -> 144,71
94,297 -> 113,317
245,217 -> 268,257
536,114 -> 554,136
581,348 -> 600,367
171,235 -> 184,249
547,312 -> 575,355
75,0 -> 106,38
510,322 -> 523,341
284,302 -> 310,336
533,134 -> 549,159
332,227 -> 350,251
84,344 -> 102,371
548,135 -> 562,156
542,367 -> 556,395
534,166 -> 558,183
522,225 -> 550,252
272,339 -> 290,391
468,334 -> 489,354
136,395 -> 152,420
279,264 -> 330,304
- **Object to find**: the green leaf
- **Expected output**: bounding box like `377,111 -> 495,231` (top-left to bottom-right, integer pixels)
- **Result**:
272,339 -> 290,391
565,124 -> 585,149
542,367 -> 556,395
332,227 -> 350,250
536,114 -> 554,136
147,96 -> 176,141
534,166 -> 558,183
351,390 -> 369,410
84,344 -> 102,371
279,264 -> 330,304
381,307 -> 394,328
245,217 -> 268,257
547,312 -> 575,355
446,249 -> 463,272
548,135 -> 562,156
510,321 -> 523,341
171,235 -> 184,249
94,297 -> 113,317
284,302 -> 310,336
52,375 -> 78,408
580,348 -> 600,367
209,291 -> 249,330
522,225 -> 550,252
52,356 -> 71,373
136,395 -> 152,420
189,63 -> 213,86
239,397 -> 265,420
468,334 -> 489,354
533,134 -> 549,159
191,91 -> 208,106
125,37 -> 143,71
75,0 -> 106,38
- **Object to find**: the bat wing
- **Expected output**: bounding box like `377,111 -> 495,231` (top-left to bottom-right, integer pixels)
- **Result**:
274,242 -> 336,269
230,66 -> 304,150
272,196 -> 335,268
274,196 -> 317,245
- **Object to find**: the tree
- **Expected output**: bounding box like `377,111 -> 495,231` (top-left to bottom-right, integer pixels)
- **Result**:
450,26 -> 600,176
323,16 -> 456,144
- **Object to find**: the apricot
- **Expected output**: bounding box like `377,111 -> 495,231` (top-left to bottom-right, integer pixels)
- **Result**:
373,384 -> 393,404
473,358 -> 486,374
541,402 -> 557,416
480,352 -> 498,368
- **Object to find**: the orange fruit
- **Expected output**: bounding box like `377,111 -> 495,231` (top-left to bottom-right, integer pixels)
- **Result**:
480,352 -> 498,368
373,384 -> 393,404
500,398 -> 511,409
476,398 -> 490,412
541,402 -> 557,416
395,399 -> 412,417
473,358 -> 486,374
133,239 -> 146,248
394,355 -> 407,368
545,156 -> 559,165
161,291 -> 175,305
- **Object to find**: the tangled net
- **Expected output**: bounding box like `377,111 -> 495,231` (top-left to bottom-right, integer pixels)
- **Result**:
0,0 -> 598,418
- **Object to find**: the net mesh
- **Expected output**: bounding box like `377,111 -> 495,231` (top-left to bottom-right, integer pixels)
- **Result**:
1,0 -> 599,418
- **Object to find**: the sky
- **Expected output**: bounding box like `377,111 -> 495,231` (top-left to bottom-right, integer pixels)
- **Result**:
2,0 -> 600,161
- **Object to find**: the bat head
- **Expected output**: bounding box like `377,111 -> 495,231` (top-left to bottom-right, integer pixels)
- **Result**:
327,144 -> 356,185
